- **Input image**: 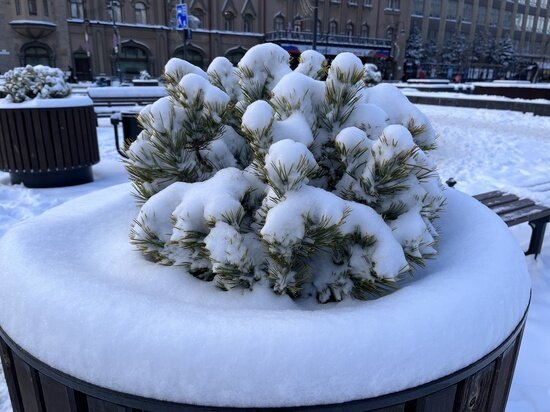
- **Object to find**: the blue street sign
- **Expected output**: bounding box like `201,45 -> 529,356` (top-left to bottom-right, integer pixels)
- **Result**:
176,3 -> 188,29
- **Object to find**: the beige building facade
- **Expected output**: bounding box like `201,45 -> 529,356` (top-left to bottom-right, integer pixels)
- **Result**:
1,0 -> 411,81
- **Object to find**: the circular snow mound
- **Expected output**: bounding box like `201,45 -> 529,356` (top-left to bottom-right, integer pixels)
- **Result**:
0,184 -> 530,407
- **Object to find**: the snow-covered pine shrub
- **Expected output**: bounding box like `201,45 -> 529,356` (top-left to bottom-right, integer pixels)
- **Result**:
1,65 -> 71,103
139,70 -> 152,80
126,43 -> 445,303
364,63 -> 382,86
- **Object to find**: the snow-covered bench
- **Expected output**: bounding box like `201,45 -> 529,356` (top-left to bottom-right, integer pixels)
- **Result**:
447,179 -> 550,258
87,86 -> 167,107
473,191 -> 550,258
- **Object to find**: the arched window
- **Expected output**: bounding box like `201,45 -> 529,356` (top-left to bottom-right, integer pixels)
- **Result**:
174,47 -> 205,69
225,47 -> 247,66
28,0 -> 37,15
21,44 -> 51,66
224,11 -> 235,31
135,2 -> 147,24
243,13 -> 254,32
293,16 -> 303,32
119,44 -> 150,78
346,22 -> 354,37
329,20 -> 338,35
192,8 -> 204,28
274,14 -> 285,31
69,0 -> 84,19
361,23 -> 369,38
108,1 -> 122,22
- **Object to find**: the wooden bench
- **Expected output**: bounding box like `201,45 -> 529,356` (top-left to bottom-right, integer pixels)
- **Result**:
473,190 -> 550,258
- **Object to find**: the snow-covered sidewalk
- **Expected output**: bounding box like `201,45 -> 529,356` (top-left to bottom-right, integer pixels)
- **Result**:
0,107 -> 549,411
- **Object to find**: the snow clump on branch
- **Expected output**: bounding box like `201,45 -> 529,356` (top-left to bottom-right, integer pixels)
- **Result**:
125,43 -> 446,304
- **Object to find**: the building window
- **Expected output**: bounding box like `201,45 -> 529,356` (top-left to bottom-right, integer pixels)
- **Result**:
43,0 -> 49,15
515,13 -> 524,30
346,22 -> 354,37
413,0 -> 424,16
274,15 -> 285,31
174,47 -> 205,68
135,2 -> 147,24
503,10 -> 512,28
225,48 -> 247,66
361,23 -> 369,38
526,14 -> 534,31
348,0 -> 357,5
28,0 -> 37,15
192,8 -> 204,28
541,0 -> 547,8
363,0 -> 372,5
22,44 -> 51,66
430,0 -> 440,18
224,11 -> 235,31
293,16 -> 303,32
386,0 -> 400,10
463,3 -> 472,22
490,8 -> 499,26
329,20 -> 338,35
477,6 -> 486,24
537,16 -> 544,33
119,44 -> 150,78
243,13 -> 254,32
15,0 -> 21,15
69,0 -> 84,18
447,0 -> 457,19
108,1 -> 122,23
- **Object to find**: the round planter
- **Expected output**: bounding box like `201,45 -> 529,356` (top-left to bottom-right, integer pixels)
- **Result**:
0,185 -> 531,411
0,96 -> 100,187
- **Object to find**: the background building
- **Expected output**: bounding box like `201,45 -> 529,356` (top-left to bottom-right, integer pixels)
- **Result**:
0,0 -> 411,81
407,0 -> 550,80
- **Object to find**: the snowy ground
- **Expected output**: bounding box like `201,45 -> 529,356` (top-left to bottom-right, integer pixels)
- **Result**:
0,106 -> 549,411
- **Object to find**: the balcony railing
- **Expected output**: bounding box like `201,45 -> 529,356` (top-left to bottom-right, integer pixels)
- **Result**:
265,31 -> 391,49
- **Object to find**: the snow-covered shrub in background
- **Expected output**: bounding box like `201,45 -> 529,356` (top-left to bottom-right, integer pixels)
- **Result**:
364,63 -> 382,86
139,70 -> 151,80
1,65 -> 71,103
125,43 -> 445,303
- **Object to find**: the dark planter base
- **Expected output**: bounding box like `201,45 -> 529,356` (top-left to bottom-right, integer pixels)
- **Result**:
9,166 -> 94,188
0,104 -> 100,188
0,303 -> 528,412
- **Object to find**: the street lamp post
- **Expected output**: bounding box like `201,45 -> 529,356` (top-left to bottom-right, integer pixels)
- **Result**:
312,0 -> 319,51
110,0 -> 122,83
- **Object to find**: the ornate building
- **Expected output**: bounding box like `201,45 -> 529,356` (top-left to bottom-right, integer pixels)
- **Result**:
0,0 -> 411,80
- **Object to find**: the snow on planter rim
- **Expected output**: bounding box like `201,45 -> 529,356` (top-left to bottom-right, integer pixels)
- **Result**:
0,183 -> 531,407
0,95 -> 93,108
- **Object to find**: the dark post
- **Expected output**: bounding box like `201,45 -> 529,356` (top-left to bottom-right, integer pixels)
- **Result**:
312,0 -> 319,51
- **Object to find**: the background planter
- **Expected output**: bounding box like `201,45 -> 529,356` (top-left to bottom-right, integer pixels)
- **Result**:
0,98 -> 99,187
0,307 -> 528,412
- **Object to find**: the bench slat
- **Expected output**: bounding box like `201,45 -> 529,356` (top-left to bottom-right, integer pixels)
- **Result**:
491,198 -> 536,215
481,194 -> 519,207
499,205 -> 550,227
473,190 -> 504,201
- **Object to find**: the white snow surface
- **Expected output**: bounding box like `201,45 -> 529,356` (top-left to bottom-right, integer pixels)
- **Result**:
0,95 -> 92,108
0,108 -> 549,410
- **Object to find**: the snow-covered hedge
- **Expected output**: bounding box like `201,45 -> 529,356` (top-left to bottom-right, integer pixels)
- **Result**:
125,44 -> 445,303
1,65 -> 71,103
